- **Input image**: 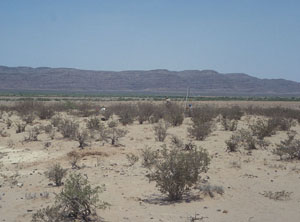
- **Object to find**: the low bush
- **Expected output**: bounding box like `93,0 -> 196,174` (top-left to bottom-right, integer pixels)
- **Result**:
86,116 -> 100,130
163,103 -> 184,126
76,130 -> 89,149
142,146 -> 210,200
15,121 -> 26,133
24,127 -> 40,141
249,118 -> 277,139
221,117 -> 238,131
99,121 -> 128,145
153,120 -> 169,142
188,121 -> 213,141
137,103 -> 155,124
58,119 -> 79,139
36,103 -> 55,120
45,163 -> 67,186
32,173 -> 108,222
273,131 -> 300,160
126,153 -> 139,166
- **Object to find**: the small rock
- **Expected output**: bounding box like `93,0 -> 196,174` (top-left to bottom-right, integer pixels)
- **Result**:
17,183 -> 23,188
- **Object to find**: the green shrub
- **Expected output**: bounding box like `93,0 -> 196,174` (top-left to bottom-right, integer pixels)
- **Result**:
249,118 -> 276,139
221,117 -> 238,131
32,173 -> 108,222
143,146 -> 210,200
188,121 -> 212,141
99,121 -> 128,145
45,163 -> 67,186
273,131 -> 300,160
126,153 -> 139,166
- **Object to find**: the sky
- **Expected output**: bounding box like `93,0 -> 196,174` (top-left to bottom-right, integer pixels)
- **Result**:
0,0 -> 300,81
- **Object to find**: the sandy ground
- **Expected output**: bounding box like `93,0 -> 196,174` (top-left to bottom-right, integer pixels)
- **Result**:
1,105 -> 300,222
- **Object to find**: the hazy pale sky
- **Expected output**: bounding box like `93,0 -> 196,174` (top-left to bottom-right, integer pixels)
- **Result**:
0,0 -> 299,81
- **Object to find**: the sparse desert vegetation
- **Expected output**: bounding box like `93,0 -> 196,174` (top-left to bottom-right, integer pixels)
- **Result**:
1,99 -> 300,221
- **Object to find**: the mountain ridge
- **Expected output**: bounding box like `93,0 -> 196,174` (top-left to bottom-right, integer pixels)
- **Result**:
0,65 -> 299,96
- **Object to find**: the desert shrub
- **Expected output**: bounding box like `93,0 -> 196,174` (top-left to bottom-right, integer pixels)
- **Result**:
198,184 -> 224,198
269,116 -> 295,131
226,129 -> 268,151
45,163 -> 67,186
148,106 -> 164,123
190,106 -> 217,124
110,103 -> 137,125
225,134 -> 240,152
170,135 -> 184,149
126,153 -> 139,166
75,102 -> 98,117
32,205 -> 66,222
36,103 -> 55,120
237,129 -> 258,150
15,121 -> 26,133
57,173 -> 108,220
44,124 -> 55,140
260,190 -> 292,201
51,115 -> 62,127
219,105 -> 243,120
32,173 -> 108,222
245,106 -> 300,123
24,127 -> 40,141
67,151 -> 81,169
273,131 -> 300,160
137,103 -> 155,124
6,118 -> 12,129
15,100 -> 36,116
58,119 -> 79,139
86,116 -> 100,130
249,118 -> 277,139
143,146 -> 210,200
153,120 -> 169,142
44,124 -> 53,133
99,121 -> 128,145
188,121 -> 213,141
141,147 -> 159,168
76,130 -> 89,149
221,117 -> 238,131
22,113 -> 35,124
184,141 -> 197,151
163,103 -> 184,126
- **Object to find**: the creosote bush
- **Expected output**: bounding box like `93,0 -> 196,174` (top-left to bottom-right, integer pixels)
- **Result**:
32,173 -> 108,222
15,121 -> 26,133
86,116 -> 100,130
153,120 -> 169,142
76,130 -> 89,149
126,153 -> 139,166
225,129 -> 269,152
142,145 -> 210,200
188,121 -> 213,141
58,119 -> 79,139
45,163 -> 67,186
163,103 -> 184,126
273,131 -> 300,160
137,102 -> 155,124
99,120 -> 128,145
221,117 -> 238,131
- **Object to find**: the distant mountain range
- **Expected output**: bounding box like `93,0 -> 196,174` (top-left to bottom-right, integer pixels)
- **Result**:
0,66 -> 300,96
